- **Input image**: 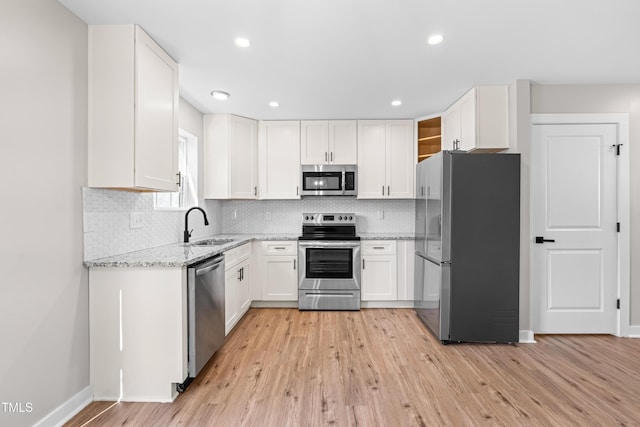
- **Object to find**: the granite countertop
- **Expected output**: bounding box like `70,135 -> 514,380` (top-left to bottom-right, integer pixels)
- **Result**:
359,233 -> 415,240
85,232 -> 415,268
84,234 -> 299,268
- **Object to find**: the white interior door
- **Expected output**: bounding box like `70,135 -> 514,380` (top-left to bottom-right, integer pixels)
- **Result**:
532,123 -> 618,333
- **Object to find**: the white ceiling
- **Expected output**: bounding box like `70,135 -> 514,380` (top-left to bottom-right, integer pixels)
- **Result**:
57,0 -> 640,120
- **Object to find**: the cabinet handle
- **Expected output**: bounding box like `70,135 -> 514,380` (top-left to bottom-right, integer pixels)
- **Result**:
293,259 -> 296,270
325,152 -> 328,162
387,185 -> 390,196
373,246 -> 385,250
330,152 -> 333,162
238,268 -> 242,281
382,186 -> 385,196
274,246 -> 286,250
176,172 -> 182,187
296,186 -> 299,196
254,186 -> 257,196
362,259 -> 365,270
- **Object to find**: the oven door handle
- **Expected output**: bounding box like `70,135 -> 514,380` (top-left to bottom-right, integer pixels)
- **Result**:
298,241 -> 361,248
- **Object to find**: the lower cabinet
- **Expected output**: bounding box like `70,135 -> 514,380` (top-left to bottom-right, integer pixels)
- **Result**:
361,240 -> 398,301
224,242 -> 252,335
259,241 -> 298,301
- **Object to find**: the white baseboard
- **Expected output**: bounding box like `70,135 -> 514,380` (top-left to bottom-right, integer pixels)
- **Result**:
519,330 -> 536,343
361,301 -> 414,309
34,385 -> 93,427
628,325 -> 640,338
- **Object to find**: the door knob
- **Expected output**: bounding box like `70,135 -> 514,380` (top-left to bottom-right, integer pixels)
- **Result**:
535,236 -> 556,244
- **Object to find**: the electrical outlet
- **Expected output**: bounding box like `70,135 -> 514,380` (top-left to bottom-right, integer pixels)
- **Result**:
265,211 -> 272,221
129,212 -> 143,229
377,210 -> 384,220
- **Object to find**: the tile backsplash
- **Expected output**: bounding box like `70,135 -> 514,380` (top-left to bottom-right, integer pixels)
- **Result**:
83,188 -> 414,260
82,188 -> 221,260
221,198 -> 415,234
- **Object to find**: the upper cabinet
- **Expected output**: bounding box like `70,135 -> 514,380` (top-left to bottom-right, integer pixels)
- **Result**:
300,120 -> 357,165
88,25 -> 179,191
417,116 -> 441,162
441,86 -> 508,152
204,114 -> 258,199
258,121 -> 301,199
357,120 -> 415,199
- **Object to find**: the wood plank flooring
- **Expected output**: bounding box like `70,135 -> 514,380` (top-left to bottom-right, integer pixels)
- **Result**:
66,308 -> 640,426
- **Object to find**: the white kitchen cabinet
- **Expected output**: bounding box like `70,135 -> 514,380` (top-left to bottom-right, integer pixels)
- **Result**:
224,243 -> 252,335
357,120 -> 414,199
441,86 -> 508,152
300,120 -> 357,165
204,114 -> 258,199
259,241 -> 298,301
89,267 -> 187,402
258,121 -> 301,199
361,241 -> 398,301
88,25 -> 179,191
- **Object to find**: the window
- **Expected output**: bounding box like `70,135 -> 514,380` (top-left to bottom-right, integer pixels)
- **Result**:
154,129 -> 198,210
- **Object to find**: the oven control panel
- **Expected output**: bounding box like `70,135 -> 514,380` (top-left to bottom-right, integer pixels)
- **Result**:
302,213 -> 356,225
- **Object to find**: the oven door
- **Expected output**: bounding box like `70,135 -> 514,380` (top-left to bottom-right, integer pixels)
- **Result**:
298,241 -> 361,290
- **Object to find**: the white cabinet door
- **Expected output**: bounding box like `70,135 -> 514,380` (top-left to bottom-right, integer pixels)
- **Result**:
134,26 -> 179,191
230,116 -> 258,198
259,121 -> 301,199
204,114 -> 258,199
440,106 -> 460,151
88,25 -> 179,192
300,120 -> 329,165
357,120 -> 387,198
237,259 -> 251,315
362,255 -> 397,300
458,88 -> 477,152
262,256 -> 297,301
329,120 -> 357,164
224,267 -> 240,335
385,120 -> 414,199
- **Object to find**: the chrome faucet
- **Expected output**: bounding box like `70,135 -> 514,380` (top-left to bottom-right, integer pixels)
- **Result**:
184,207 -> 209,243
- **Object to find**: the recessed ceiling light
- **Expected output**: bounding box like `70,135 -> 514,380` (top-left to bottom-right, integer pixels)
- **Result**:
235,37 -> 251,48
269,101 -> 279,107
427,34 -> 444,45
391,100 -> 402,106
210,90 -> 230,100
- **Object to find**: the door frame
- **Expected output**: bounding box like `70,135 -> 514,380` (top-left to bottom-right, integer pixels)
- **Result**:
530,113 -> 630,337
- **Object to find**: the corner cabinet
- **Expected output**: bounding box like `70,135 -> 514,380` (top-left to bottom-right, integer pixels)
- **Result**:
441,86 -> 508,152
258,121 -> 301,199
204,114 -> 258,199
300,120 -> 357,165
357,120 -> 415,199
88,25 -> 179,191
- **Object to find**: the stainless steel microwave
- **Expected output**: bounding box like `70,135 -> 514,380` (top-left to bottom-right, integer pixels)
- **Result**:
300,165 -> 357,196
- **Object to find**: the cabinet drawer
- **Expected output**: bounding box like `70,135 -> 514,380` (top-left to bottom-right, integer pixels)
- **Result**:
224,242 -> 251,270
362,240 -> 397,255
261,241 -> 297,255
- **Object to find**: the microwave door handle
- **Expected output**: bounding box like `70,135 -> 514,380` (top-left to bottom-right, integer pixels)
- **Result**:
342,169 -> 346,195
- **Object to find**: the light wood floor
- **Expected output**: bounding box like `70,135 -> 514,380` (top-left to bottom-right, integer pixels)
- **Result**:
67,308 -> 640,426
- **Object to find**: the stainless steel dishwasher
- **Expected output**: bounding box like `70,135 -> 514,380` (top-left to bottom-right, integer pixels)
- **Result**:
186,255 -> 225,379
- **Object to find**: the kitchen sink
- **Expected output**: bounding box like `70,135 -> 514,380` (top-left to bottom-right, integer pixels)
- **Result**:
190,238 -> 234,247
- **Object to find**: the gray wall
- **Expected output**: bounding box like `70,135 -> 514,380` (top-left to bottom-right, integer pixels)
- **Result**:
531,84 -> 640,327
0,0 -> 89,426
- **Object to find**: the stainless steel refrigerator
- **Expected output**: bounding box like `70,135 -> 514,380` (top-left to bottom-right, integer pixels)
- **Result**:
414,151 -> 520,344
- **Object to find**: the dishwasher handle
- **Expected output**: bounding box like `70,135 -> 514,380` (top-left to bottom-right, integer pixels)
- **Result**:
194,256 -> 224,276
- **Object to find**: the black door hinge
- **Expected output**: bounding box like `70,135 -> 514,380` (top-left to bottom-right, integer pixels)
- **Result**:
617,299 -> 620,309
617,222 -> 621,232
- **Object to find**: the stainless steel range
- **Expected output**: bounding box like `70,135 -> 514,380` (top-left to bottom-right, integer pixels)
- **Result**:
298,213 -> 361,310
